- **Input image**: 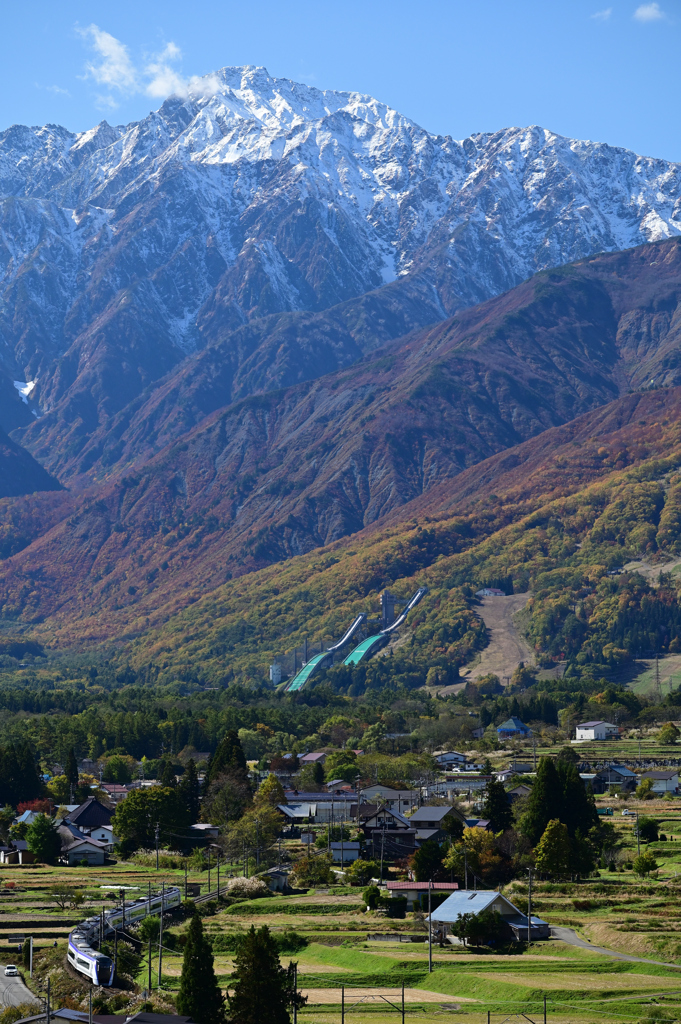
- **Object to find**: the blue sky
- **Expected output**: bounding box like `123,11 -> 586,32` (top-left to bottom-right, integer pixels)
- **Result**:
2,1 -> 679,160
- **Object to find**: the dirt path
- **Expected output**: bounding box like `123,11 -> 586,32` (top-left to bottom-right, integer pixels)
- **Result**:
301,988 -> 475,1005
624,555 -> 681,585
460,593 -> 534,684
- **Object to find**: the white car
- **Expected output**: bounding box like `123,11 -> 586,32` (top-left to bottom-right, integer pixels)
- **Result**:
4,965 -> 18,977
621,809 -> 636,816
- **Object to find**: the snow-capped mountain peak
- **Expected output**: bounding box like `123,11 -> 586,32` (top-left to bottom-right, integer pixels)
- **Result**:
1,67 -> 681,470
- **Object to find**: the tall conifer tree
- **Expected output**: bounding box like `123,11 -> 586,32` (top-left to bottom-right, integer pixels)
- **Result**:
65,748 -> 79,788
206,731 -> 248,787
176,915 -> 225,1024
481,779 -> 513,833
228,925 -> 304,1024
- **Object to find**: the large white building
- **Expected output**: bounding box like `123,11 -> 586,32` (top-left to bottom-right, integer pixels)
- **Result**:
575,721 -> 619,741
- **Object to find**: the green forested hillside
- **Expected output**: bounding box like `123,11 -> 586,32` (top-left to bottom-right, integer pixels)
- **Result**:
124,450 -> 681,696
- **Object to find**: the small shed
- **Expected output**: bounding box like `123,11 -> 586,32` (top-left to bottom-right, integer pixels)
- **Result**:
330,841 -> 361,864
61,838 -> 107,866
386,881 -> 459,910
641,770 -> 679,794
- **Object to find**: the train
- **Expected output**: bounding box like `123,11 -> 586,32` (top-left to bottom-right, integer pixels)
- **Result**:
68,886 -> 182,986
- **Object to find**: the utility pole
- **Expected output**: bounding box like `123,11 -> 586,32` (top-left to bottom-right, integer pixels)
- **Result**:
428,880 -> 433,973
380,828 -> 385,884
148,936 -> 152,993
527,869 -> 533,947
464,846 -> 468,890
217,849 -> 220,900
636,811 -> 641,857
208,849 -> 211,893
256,818 -> 260,869
47,978 -> 51,1024
155,822 -> 160,871
184,860 -> 188,900
341,985 -> 345,1024
158,882 -> 164,988
340,812 -> 344,871
543,993 -> 547,1024
293,964 -> 298,1024
29,936 -> 33,978
532,734 -> 536,771
88,986 -> 92,1024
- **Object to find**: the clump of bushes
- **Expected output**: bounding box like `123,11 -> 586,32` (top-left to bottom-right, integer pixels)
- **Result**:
209,929 -> 307,953
226,876 -> 271,900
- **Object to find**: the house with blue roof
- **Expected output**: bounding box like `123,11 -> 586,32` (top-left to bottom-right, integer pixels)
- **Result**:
496,717 -> 532,739
429,889 -> 549,943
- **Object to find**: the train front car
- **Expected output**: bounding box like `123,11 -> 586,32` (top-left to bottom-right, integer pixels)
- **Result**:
68,930 -> 114,987
67,887 -> 182,987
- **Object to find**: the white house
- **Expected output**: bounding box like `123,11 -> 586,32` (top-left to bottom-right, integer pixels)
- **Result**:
361,786 -> 419,814
85,825 -> 117,849
641,770 -> 679,794
433,751 -> 467,768
575,721 -> 619,741
61,837 -> 107,866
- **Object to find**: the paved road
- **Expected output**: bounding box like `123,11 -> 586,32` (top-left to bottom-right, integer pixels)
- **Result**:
551,926 -> 681,968
0,970 -> 35,1008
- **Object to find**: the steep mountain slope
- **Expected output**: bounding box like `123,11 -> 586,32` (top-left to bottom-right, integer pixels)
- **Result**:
106,424 -> 681,682
3,240 -> 681,644
0,429 -> 61,499
2,66 -> 681,477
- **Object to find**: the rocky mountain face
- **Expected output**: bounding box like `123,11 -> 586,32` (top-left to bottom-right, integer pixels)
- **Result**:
3,239 -> 681,641
2,66 -> 681,479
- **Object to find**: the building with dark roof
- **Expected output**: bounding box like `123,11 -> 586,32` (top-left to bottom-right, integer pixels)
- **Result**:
65,796 -> 112,829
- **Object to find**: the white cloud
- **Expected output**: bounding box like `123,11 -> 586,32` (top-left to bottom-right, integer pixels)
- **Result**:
77,25 -> 138,95
40,84 -> 71,96
591,8 -> 613,20
634,2 -> 665,20
77,26 -> 221,107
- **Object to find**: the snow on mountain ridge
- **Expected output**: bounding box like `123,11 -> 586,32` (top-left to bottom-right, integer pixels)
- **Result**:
2,66 -> 681,467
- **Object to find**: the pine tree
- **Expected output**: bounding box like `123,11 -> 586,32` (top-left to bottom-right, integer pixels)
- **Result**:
159,758 -> 177,788
520,757 -> 563,844
16,743 -> 43,803
26,813 -> 61,865
65,748 -> 79,789
206,731 -> 248,788
556,761 -> 599,838
229,925 -> 302,1024
176,915 -> 225,1024
180,759 -> 201,822
481,779 -> 513,833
